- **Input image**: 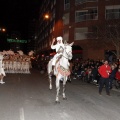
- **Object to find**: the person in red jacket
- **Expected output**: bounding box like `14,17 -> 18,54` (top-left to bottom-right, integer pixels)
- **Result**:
98,60 -> 111,96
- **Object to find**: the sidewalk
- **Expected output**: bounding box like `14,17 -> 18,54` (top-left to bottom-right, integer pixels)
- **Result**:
112,87 -> 120,92
71,76 -> 120,93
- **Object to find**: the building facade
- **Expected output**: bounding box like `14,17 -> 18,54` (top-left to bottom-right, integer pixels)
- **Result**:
35,0 -> 120,61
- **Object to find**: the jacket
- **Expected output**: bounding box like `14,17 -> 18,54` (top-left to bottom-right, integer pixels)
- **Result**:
98,64 -> 111,78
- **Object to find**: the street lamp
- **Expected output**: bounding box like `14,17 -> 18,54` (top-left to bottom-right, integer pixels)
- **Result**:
44,13 -> 50,19
0,28 -> 6,32
2,28 -> 6,32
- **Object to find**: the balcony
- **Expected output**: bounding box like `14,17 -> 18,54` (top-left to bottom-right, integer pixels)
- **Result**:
75,0 -> 98,5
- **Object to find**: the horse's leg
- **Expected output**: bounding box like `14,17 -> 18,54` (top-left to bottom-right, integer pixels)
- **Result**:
0,75 -> 5,84
63,76 -> 67,100
55,75 -> 60,103
0,75 -> 1,83
48,74 -> 52,90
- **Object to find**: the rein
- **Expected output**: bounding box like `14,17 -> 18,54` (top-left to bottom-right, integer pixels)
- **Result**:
62,55 -> 68,59
62,46 -> 72,60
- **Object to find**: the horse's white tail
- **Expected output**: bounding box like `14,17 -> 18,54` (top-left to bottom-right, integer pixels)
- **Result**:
47,61 -> 52,74
47,60 -> 53,89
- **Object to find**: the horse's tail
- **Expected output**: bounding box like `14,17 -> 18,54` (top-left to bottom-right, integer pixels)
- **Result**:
47,60 -> 52,74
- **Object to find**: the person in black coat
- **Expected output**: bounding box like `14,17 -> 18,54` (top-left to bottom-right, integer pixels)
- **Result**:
109,64 -> 117,89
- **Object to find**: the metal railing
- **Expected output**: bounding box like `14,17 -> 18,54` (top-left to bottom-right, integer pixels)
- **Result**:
75,13 -> 98,22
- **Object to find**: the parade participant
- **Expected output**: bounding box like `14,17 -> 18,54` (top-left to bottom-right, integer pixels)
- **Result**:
0,54 -> 6,84
51,36 -> 64,72
98,60 -> 111,96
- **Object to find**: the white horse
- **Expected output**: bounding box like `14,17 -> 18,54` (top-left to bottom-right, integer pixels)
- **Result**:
47,42 -> 74,103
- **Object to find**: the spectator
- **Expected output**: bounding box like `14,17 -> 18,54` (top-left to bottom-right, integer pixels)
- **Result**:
109,64 -> 117,89
115,68 -> 120,89
98,60 -> 111,96
91,65 -> 98,83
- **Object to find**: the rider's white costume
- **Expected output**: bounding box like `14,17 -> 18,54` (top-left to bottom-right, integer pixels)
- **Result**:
51,36 -> 64,66
0,60 -> 5,76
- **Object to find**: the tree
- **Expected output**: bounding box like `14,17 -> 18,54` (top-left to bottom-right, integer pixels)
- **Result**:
88,20 -> 120,59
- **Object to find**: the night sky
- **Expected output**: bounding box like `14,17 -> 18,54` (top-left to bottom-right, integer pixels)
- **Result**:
0,0 -> 41,39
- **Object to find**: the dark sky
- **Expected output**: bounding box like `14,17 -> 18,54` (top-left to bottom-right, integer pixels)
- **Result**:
0,0 -> 41,39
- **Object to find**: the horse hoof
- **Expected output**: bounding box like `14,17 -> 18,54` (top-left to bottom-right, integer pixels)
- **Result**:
63,97 -> 67,100
67,80 -> 71,83
49,86 -> 52,90
55,101 -> 60,104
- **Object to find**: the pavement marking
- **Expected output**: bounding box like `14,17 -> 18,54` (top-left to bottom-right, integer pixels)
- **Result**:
20,107 -> 25,120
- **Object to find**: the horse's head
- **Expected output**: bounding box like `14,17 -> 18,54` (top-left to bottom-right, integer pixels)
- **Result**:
63,42 -> 74,60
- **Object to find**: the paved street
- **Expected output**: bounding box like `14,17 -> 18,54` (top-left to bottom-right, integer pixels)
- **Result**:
0,69 -> 120,120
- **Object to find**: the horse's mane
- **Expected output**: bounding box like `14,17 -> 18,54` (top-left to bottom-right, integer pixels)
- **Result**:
64,43 -> 70,47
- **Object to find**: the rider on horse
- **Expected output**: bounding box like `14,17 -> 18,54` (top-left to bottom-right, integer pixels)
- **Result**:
51,36 -> 64,72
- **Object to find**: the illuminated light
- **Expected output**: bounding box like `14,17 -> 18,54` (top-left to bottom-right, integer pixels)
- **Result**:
2,28 -> 6,32
7,39 -> 27,43
42,54 -> 44,57
44,14 -> 49,19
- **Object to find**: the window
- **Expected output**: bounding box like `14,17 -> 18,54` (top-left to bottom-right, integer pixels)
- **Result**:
63,29 -> 69,42
74,27 -> 88,40
54,0 -> 56,5
51,2 -> 54,9
75,0 -> 98,5
63,13 -> 69,25
75,8 -> 98,22
64,0 -> 70,10
106,5 -> 120,19
65,0 -> 70,4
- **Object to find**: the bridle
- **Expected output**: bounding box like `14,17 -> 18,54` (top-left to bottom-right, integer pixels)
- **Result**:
62,45 -> 72,60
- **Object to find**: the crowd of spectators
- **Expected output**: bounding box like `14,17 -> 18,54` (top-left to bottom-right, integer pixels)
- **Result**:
70,58 -> 120,89
34,56 -> 120,90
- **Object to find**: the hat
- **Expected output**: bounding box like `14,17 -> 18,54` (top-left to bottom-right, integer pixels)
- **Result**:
56,36 -> 63,41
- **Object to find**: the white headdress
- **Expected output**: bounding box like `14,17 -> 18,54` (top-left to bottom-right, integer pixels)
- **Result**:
28,50 -> 34,56
7,50 -> 14,55
56,36 -> 63,41
3,50 -> 8,55
17,50 -> 24,56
